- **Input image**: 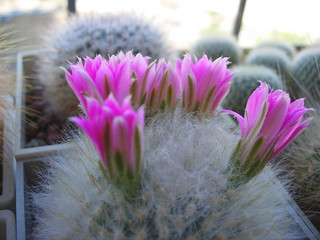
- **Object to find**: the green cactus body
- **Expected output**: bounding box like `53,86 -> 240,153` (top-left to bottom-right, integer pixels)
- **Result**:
222,65 -> 284,115
290,48 -> 320,99
191,36 -> 242,65
256,41 -> 296,58
29,111 -> 306,239
245,47 -> 291,83
36,14 -> 174,120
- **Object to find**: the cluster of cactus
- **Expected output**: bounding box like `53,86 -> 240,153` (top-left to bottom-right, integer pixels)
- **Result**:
290,48 -> 320,100
222,65 -> 284,115
245,47 -> 291,82
191,35 -> 241,65
255,40 -> 296,58
36,13 -> 174,120
30,111 -> 305,240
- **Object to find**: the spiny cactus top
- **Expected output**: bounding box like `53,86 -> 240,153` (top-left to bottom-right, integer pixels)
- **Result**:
291,48 -> 320,99
36,13 -> 174,120
245,47 -> 291,80
191,35 -> 242,65
256,40 -> 296,58
31,110 -> 309,240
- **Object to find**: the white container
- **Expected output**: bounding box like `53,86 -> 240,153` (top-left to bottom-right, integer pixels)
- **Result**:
0,95 -> 15,209
15,50 -> 72,162
0,209 -> 16,240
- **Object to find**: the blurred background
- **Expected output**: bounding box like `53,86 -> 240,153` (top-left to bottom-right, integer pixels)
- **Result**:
1,0 -> 320,51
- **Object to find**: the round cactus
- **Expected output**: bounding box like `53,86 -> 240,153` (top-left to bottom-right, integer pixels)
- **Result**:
290,48 -> 320,99
284,95 -> 320,229
29,111 -> 305,239
222,65 -> 284,115
245,47 -> 291,83
191,35 -> 242,65
36,13 -> 174,120
256,40 -> 296,58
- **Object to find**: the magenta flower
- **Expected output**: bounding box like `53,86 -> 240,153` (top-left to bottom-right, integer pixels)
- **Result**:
224,82 -> 312,180
65,53 -> 132,110
72,96 -> 144,195
176,54 -> 234,113
132,59 -> 181,109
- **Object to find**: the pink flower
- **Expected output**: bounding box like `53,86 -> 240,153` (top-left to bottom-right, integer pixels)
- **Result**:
132,59 -> 181,109
64,55 -> 104,109
176,54 -> 234,113
224,82 -> 312,178
65,53 -> 133,110
72,96 -> 144,195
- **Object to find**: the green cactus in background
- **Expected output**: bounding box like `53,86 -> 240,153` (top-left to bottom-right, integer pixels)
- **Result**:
191,35 -> 242,65
256,40 -> 296,58
222,65 -> 284,115
245,47 -> 291,83
290,48 -> 320,100
36,13 -> 175,120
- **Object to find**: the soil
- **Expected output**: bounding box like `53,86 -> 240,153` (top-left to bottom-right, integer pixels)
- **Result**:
24,76 -> 75,148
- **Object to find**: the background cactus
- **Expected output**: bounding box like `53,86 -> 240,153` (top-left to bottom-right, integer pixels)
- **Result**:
255,40 -> 296,58
245,47 -> 291,83
36,13 -> 174,120
290,48 -> 320,100
191,35 -> 242,65
222,65 -> 284,115
29,110 -> 306,240
284,93 -> 320,230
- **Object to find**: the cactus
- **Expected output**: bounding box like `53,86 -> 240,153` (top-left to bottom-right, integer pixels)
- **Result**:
245,47 -> 291,82
36,13 -> 174,120
29,110 -> 306,240
285,93 -> 320,230
290,48 -> 320,100
191,35 -> 242,65
222,65 -> 284,115
256,40 -> 296,58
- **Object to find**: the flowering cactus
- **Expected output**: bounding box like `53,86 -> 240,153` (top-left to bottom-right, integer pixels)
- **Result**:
176,54 -> 234,113
29,52 -> 313,239
71,96 -> 144,196
224,82 -> 312,182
